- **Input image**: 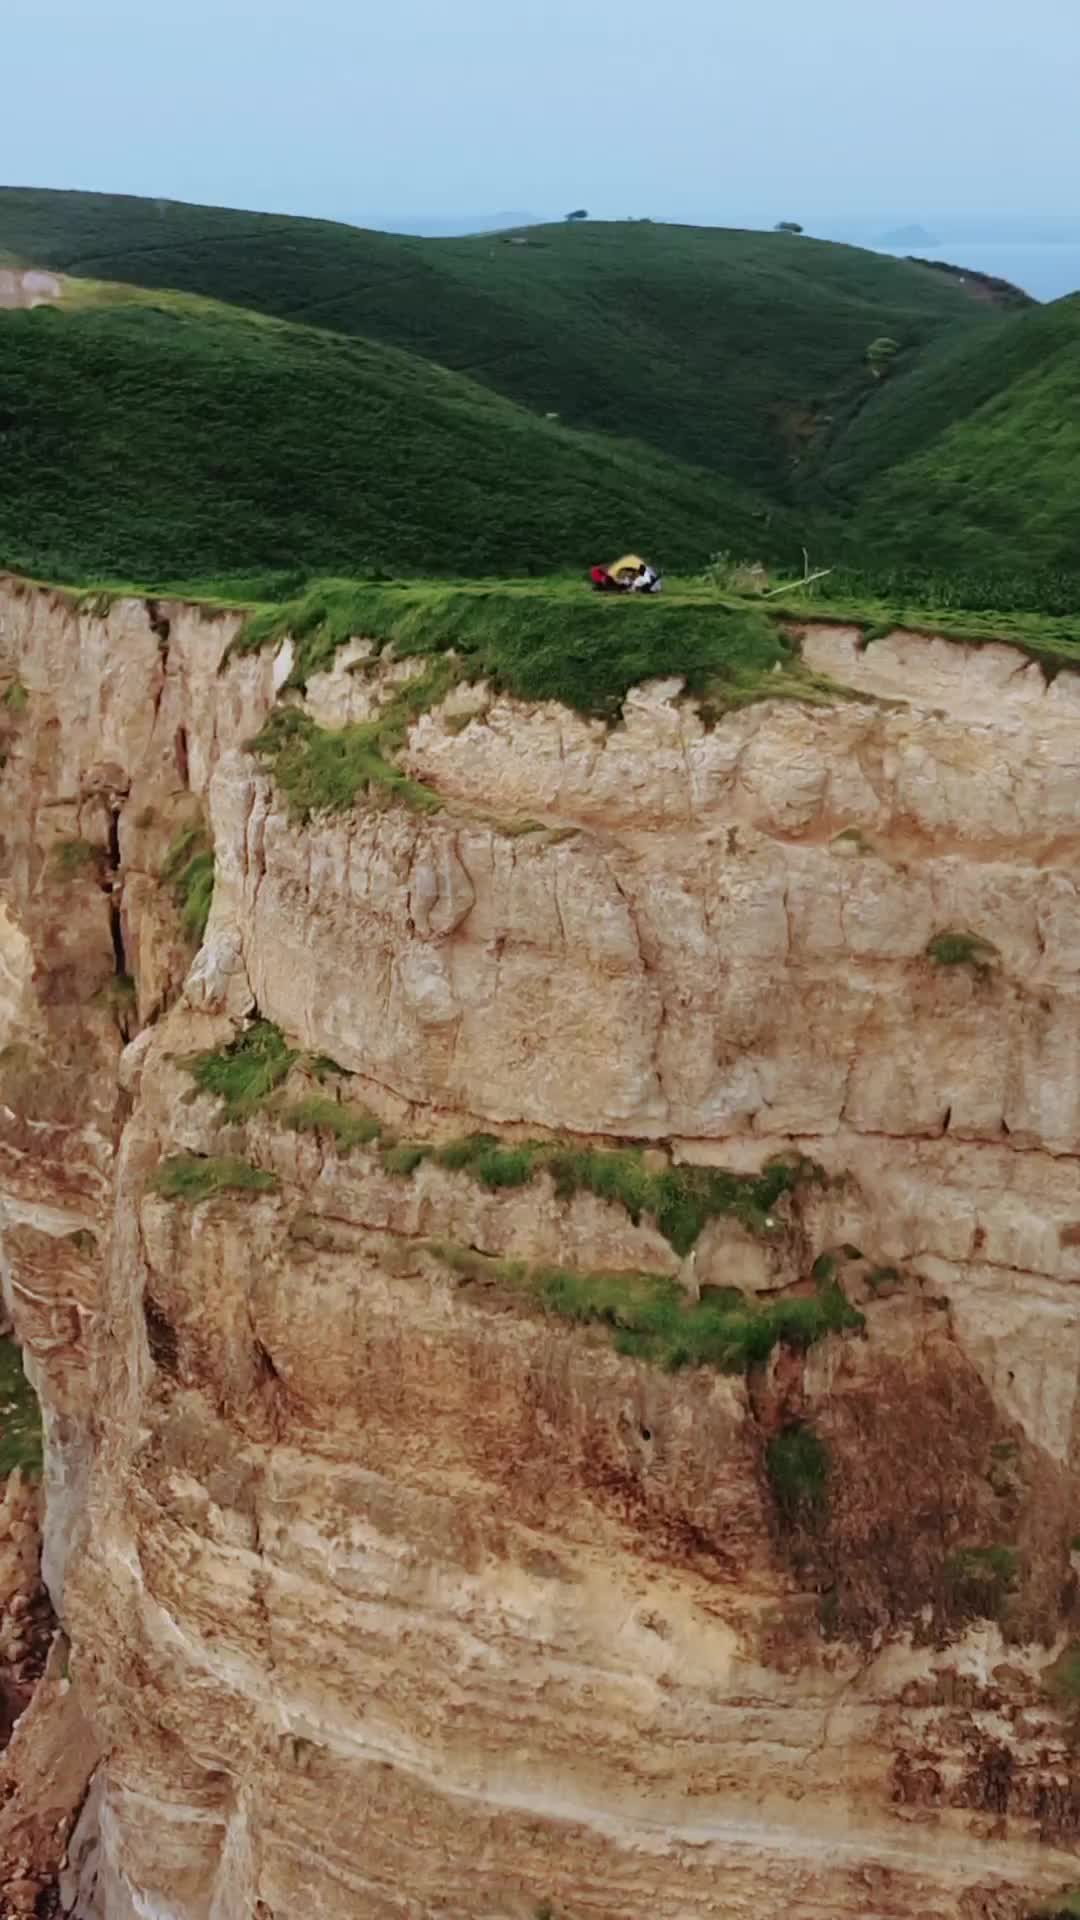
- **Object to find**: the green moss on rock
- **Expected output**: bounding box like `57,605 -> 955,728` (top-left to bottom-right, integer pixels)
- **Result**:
162,817 -> 215,942
151,1153 -> 278,1202
434,1244 -> 862,1376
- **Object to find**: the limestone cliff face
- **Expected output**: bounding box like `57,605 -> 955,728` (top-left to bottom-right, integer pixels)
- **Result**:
2,574 -> 1080,1919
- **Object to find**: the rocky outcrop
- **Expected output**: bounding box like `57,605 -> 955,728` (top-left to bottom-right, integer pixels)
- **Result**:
2,574 -> 1080,1918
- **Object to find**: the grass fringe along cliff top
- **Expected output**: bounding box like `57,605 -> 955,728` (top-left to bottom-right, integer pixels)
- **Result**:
238,580 -> 845,818
232,573 -> 1080,713
234,578 -> 833,717
10,567 -> 1080,746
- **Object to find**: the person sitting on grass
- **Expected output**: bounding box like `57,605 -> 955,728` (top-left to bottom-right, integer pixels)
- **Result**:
589,554 -> 662,593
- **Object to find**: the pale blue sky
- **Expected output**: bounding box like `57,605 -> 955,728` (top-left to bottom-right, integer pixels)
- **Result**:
4,0 -> 1078,228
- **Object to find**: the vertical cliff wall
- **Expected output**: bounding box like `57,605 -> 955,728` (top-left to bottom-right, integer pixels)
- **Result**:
2,576 -> 1080,1919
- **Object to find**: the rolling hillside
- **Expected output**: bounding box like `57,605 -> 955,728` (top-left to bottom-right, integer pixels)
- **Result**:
823,297 -> 1080,590
0,187 -> 999,501
4,187 -> 1077,608
0,283 -> 777,587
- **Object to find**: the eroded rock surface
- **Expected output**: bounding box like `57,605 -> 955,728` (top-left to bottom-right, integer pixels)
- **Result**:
2,574 -> 1079,1918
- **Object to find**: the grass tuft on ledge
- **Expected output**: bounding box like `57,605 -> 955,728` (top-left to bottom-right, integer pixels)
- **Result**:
927,930 -> 998,974
284,1096 -> 384,1151
176,1028 -> 828,1255
944,1543 -> 1020,1619
1043,1642 -> 1080,1705
162,817 -> 215,942
766,1422 -> 830,1529
415,1133 -> 819,1255
433,1242 -> 863,1374
1030,1892 -> 1080,1919
184,1019 -> 298,1119
247,698 -> 443,820
49,836 -> 100,882
150,1153 -> 278,1202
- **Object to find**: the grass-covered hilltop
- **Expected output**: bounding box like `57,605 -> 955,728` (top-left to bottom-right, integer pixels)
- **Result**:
1,184 -> 1079,610
0,284 -> 771,585
0,186 -> 1001,497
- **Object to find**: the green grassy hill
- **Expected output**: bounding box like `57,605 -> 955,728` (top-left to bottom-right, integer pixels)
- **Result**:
820,297 -> 1080,596
0,283 -> 776,587
0,187 -> 998,501
6,187 -> 1077,612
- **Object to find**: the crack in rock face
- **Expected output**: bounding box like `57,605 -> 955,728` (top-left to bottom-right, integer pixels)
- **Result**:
1,576 -> 1079,1920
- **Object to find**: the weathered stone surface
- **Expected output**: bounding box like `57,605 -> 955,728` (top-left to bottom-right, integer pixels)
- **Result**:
2,574 -> 1080,1917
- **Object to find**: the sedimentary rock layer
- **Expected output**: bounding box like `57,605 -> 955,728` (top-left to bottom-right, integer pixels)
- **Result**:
1,575 -> 1079,1918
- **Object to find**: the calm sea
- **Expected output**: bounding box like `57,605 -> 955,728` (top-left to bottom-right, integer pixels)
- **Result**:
882,241 -> 1080,303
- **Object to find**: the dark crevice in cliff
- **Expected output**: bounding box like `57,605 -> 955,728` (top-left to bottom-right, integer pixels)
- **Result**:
145,601 -> 172,758
253,1339 -> 281,1386
143,1296 -> 180,1378
107,902 -> 127,985
145,600 -> 171,650
104,808 -> 125,974
98,802 -> 136,1043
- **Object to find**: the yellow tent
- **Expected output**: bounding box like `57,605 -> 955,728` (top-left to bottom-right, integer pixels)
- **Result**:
607,553 -> 646,583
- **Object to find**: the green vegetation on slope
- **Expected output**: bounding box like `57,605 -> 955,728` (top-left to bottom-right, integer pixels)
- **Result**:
943,1544 -> 1020,1619
927,931 -> 998,974
399,1133 -> 817,1257
48,836 -> 100,882
229,566 -> 1080,693
248,705 -> 442,821
285,1096 -> 383,1151
1043,1642 -> 1080,1705
176,1033 -> 862,1377
178,1027 -> 822,1255
767,576 -> 1080,665
5,188 -> 1078,609
235,566 -> 1080,816
766,1423 -> 830,1529
240,581 -> 843,819
234,577 -> 816,715
185,1019 -> 298,1118
246,651 -> 462,819
170,1021 -> 860,1375
0,289 -> 778,585
0,1335 -> 42,1478
0,188 -> 996,499
820,298 -> 1080,595
162,817 -> 215,942
819,297 -> 1080,506
151,1154 -> 278,1202
433,1242 -> 863,1374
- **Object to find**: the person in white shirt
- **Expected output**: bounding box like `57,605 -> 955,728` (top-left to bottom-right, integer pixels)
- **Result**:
630,563 -> 661,593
